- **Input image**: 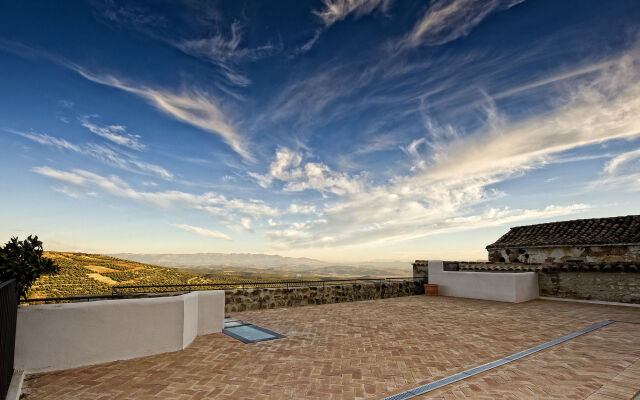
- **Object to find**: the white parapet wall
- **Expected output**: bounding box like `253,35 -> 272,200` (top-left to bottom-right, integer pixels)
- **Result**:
14,290 -> 224,373
428,260 -> 539,303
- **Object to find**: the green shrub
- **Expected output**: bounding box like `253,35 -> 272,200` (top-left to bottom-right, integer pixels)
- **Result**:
0,235 -> 59,299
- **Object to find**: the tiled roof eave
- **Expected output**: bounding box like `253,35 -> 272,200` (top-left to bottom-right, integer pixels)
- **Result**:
486,242 -> 640,250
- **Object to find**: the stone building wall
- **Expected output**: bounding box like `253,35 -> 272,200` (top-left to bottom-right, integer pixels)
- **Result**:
488,245 -> 640,264
538,271 -> 640,304
224,280 -> 424,313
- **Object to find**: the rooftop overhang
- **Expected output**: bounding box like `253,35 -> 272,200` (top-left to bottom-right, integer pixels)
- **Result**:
486,242 -> 640,250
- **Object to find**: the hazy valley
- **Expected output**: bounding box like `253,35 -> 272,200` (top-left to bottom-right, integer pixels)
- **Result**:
110,253 -> 413,279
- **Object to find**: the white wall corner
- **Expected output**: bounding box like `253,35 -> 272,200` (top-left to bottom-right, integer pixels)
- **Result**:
182,292 -> 199,349
197,290 -> 225,335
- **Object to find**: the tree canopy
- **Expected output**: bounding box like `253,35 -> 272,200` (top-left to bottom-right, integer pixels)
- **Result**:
0,235 -> 59,299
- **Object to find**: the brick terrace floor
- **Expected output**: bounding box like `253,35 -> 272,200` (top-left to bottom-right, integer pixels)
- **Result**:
23,296 -> 640,400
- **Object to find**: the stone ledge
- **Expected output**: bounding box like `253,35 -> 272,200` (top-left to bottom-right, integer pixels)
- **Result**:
456,262 -> 639,272
224,280 -> 424,313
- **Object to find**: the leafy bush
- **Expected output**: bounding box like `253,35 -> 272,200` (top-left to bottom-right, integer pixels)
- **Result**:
0,235 -> 59,299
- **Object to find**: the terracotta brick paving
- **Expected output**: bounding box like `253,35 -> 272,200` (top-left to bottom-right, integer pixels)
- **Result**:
22,296 -> 640,400
416,322 -> 640,399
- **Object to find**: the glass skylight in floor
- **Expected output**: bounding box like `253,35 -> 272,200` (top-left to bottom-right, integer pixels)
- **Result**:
223,319 -> 286,343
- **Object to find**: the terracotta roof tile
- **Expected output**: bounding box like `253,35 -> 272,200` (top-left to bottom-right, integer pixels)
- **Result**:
486,215 -> 640,249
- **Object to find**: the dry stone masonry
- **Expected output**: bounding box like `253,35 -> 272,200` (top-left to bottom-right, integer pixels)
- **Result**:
224,280 -> 424,313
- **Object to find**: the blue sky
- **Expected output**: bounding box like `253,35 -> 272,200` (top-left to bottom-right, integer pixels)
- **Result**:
1,0 -> 639,262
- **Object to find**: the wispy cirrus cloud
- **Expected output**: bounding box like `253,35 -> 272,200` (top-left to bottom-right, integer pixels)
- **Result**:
403,0 -> 524,47
604,148 -> 640,175
6,129 -> 81,152
314,0 -> 393,26
97,2 -> 280,88
0,40 -> 252,162
85,144 -> 174,181
32,166 -> 279,231
265,49 -> 640,249
173,223 -> 232,241
52,186 -> 83,199
8,127 -> 174,181
589,148 -> 640,191
176,21 -> 282,87
80,116 -> 145,151
295,0 -> 393,54
71,69 -> 253,161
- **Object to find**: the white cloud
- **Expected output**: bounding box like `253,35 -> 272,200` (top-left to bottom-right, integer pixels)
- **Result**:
265,50 -> 640,248
52,186 -> 82,199
177,21 -> 280,82
315,0 -> 393,26
0,40 -> 252,161
296,30 -> 322,54
181,20 -> 242,62
604,148 -> 640,175
442,204 -> 590,232
239,217 -> 252,231
7,129 -> 81,152
128,160 -> 174,181
266,228 -> 313,242
84,143 -> 174,181
7,120 -> 173,181
32,166 -> 278,231
405,0 -> 524,47
68,68 -> 252,161
590,148 -> 640,191
250,147 -> 365,196
33,166 -> 87,185
287,203 -> 318,215
173,224 -> 232,241
80,116 -> 145,151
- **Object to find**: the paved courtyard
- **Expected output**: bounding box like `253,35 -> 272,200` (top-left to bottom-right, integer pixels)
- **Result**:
23,296 -> 640,399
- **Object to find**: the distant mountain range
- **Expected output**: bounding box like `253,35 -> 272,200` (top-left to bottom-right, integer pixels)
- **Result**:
109,253 -> 412,278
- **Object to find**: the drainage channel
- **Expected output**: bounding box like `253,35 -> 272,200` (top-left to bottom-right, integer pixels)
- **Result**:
380,320 -> 618,400
223,318 -> 286,344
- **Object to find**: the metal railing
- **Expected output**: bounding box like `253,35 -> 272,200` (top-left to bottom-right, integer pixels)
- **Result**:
0,279 -> 17,400
111,277 -> 418,295
19,277 -> 422,303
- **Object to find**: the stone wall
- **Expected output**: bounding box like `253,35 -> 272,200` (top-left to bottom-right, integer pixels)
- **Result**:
538,271 -> 640,304
422,260 -> 640,304
488,245 -> 640,264
224,280 -> 424,313
412,260 -> 462,279
413,260 -> 428,279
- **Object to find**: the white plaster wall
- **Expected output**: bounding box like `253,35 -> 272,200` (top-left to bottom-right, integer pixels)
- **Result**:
15,290 -> 224,373
428,260 -> 538,303
197,290 -> 225,335
182,292 -> 198,349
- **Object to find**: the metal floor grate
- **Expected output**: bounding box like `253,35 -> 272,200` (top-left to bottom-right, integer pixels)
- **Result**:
380,320 -> 616,400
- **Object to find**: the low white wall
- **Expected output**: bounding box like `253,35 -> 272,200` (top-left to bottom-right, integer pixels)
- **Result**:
15,290 -> 224,373
428,260 -> 538,303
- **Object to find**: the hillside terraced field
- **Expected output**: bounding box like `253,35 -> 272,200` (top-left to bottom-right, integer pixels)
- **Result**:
27,252 -> 249,299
